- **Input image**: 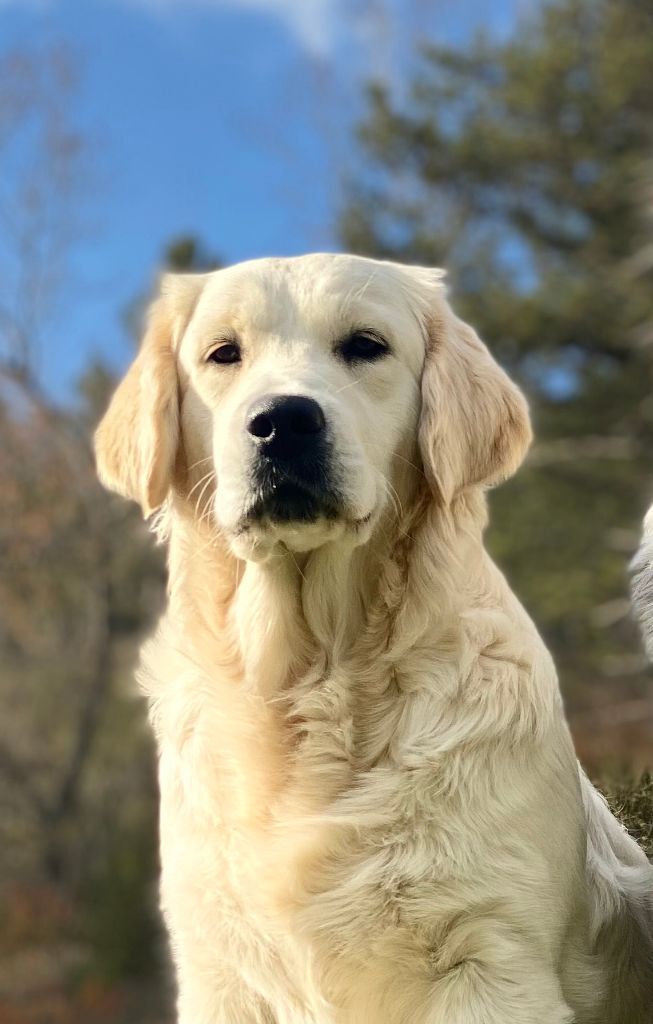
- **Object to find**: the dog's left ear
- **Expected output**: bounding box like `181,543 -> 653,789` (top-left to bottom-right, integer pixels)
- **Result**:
94,273 -> 205,517
418,297 -> 532,505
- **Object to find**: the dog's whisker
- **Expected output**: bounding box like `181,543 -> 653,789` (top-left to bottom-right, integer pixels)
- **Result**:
190,499 -> 222,558
287,548 -> 307,585
235,557 -> 244,588
334,378 -> 362,395
379,473 -> 405,522
303,370 -> 340,398
365,444 -> 425,476
195,479 -> 217,523
186,455 -> 215,474
189,531 -> 220,565
192,473 -> 216,517
187,468 -> 216,503
390,453 -> 423,474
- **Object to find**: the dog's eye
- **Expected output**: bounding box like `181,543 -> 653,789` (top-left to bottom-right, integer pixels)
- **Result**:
338,331 -> 389,364
207,342 -> 241,365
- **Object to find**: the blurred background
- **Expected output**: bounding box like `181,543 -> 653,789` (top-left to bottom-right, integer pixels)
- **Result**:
1,0 -> 652,1020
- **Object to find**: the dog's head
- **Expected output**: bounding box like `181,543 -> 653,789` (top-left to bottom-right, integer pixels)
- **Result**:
95,254 -> 531,558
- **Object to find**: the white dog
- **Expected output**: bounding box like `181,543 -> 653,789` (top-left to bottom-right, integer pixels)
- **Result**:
632,507 -> 653,661
95,254 -> 653,1023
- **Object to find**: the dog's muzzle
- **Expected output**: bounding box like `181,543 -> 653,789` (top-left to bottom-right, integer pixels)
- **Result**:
244,394 -> 341,523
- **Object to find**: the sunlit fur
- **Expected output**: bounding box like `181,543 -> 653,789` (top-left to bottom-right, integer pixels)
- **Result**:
631,505 -> 653,661
95,254 -> 653,1024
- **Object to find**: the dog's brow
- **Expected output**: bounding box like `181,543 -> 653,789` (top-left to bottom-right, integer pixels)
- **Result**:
351,270 -> 379,303
335,270 -> 381,317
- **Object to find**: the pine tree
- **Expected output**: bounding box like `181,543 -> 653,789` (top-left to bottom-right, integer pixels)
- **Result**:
342,0 -> 653,767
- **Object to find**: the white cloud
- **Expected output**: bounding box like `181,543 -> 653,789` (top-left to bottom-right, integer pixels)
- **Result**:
119,0 -> 339,56
232,0 -> 337,55
1,1 -> 544,59
0,0 -> 339,55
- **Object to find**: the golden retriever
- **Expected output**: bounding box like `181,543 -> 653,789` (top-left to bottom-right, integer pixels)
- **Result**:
95,254 -> 653,1023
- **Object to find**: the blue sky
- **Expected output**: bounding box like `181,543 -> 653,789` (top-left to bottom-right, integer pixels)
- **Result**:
0,0 -> 540,398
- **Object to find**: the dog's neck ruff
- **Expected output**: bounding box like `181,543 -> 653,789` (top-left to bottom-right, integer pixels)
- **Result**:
138,486 -> 503,833
163,486 -> 485,697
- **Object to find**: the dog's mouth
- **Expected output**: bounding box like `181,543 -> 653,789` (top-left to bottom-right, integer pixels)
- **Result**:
227,467 -> 376,558
243,476 -> 342,527
236,448 -> 344,528
226,456 -> 376,556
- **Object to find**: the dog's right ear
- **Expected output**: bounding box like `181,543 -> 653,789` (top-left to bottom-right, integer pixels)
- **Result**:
94,273 -> 205,517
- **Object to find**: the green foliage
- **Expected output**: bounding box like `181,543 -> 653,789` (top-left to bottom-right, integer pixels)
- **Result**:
79,820 -> 161,983
342,0 -> 653,766
604,773 -> 653,857
164,234 -> 222,272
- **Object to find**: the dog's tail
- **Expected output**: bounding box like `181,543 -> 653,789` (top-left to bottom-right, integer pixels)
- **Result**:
580,770 -> 653,1023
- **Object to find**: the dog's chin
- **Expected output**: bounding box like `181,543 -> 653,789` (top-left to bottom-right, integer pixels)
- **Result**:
248,480 -> 341,527
223,483 -> 376,562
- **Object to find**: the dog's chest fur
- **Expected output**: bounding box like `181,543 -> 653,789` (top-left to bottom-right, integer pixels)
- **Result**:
140,545 -> 581,1021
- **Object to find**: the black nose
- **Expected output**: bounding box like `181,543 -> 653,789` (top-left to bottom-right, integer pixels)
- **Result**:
247,395 -> 326,461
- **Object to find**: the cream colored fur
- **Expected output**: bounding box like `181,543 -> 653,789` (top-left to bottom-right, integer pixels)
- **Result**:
632,506 -> 653,662
95,254 -> 653,1023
